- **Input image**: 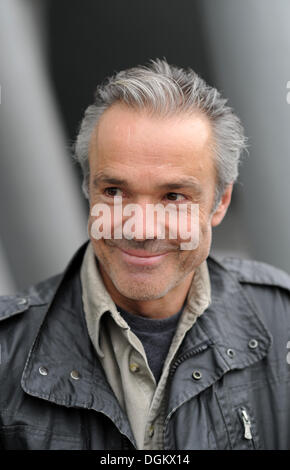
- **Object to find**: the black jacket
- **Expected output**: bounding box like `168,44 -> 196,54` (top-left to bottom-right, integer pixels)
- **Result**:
1,241 -> 290,450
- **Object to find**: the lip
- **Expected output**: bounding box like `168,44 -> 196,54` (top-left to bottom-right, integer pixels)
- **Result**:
118,247 -> 169,266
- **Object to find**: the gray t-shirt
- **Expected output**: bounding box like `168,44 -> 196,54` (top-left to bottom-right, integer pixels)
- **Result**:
116,305 -> 185,383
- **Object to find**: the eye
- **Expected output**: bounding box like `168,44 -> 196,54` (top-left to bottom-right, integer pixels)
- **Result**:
165,192 -> 186,202
104,187 -> 123,197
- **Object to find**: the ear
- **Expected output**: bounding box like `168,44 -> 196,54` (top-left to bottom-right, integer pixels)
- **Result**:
211,183 -> 233,227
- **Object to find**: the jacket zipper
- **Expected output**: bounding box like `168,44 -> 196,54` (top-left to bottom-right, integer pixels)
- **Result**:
238,407 -> 256,448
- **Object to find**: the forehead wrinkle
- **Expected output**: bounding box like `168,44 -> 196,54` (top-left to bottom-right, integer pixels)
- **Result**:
92,168 -> 203,194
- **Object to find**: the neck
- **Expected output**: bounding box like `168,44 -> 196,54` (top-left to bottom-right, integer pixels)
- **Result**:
99,266 -> 195,319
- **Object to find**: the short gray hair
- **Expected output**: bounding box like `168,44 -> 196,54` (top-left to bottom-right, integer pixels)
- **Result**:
74,58 -> 247,210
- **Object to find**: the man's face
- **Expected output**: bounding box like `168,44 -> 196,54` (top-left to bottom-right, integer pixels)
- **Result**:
88,103 -> 228,301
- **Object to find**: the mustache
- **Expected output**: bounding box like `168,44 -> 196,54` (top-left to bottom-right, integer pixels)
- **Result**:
104,238 -> 180,253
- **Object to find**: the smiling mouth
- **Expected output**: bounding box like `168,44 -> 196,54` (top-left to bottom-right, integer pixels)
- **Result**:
117,247 -> 169,266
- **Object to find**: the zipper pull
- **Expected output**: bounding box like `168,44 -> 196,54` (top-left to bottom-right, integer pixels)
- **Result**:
239,408 -> 253,440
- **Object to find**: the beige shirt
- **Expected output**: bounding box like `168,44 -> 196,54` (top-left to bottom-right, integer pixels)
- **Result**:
80,242 -> 211,449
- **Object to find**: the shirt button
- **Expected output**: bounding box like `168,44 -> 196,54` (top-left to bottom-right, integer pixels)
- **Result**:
39,366 -> 48,376
18,297 -> 27,305
148,425 -> 155,438
129,363 -> 140,373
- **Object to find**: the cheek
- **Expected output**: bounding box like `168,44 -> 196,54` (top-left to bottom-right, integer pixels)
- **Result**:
181,220 -> 212,263
198,218 -> 212,250
198,204 -> 212,233
175,206 -> 210,248
199,222 -> 213,258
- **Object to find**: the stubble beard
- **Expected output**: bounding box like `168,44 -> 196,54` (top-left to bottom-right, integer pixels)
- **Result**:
97,247 -> 195,301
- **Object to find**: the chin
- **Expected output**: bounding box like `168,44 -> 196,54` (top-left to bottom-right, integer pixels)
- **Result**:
111,277 -> 176,301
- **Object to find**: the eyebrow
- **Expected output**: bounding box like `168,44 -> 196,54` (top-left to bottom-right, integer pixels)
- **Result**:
158,178 -> 202,193
93,174 -> 128,188
92,173 -> 202,193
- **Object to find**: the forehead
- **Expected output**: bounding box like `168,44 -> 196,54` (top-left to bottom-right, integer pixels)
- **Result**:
89,103 -> 215,181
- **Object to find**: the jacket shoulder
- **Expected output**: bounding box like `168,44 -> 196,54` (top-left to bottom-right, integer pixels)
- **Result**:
0,273 -> 62,322
217,255 -> 290,292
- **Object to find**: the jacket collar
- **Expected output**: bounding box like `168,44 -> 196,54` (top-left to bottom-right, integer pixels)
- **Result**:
20,241 -> 272,444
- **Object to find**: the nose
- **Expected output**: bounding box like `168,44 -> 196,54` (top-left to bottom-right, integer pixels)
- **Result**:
121,200 -> 178,242
122,200 -> 155,241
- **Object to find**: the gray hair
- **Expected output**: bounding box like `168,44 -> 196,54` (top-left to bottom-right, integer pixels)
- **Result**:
74,58 -> 247,211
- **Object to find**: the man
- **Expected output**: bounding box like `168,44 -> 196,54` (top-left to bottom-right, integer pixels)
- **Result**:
1,59 -> 290,450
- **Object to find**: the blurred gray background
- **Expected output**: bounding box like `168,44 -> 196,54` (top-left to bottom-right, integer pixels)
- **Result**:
0,0 -> 289,294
